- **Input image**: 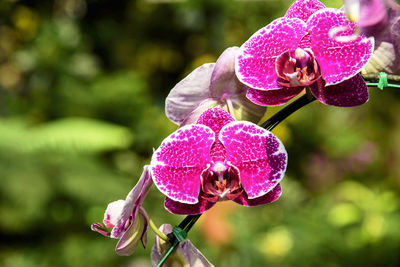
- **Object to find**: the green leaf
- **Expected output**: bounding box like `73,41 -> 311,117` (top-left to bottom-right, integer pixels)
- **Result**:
0,117 -> 133,153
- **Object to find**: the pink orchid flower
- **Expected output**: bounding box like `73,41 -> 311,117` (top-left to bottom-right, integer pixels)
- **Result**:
345,0 -> 400,73
91,166 -> 152,256
165,47 -> 266,126
344,0 -> 400,37
151,224 -> 213,267
150,108 -> 286,215
235,0 -> 374,107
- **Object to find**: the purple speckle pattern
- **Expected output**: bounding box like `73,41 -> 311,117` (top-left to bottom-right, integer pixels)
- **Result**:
234,184 -> 282,206
219,121 -> 287,199
164,196 -> 215,215
285,0 -> 326,22
197,108 -> 235,162
308,8 -> 374,85
246,87 -> 304,106
197,107 -> 234,137
309,74 -> 369,106
150,125 -> 215,204
235,17 -> 307,90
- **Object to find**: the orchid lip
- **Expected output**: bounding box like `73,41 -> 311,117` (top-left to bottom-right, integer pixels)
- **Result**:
201,161 -> 243,202
276,48 -> 322,88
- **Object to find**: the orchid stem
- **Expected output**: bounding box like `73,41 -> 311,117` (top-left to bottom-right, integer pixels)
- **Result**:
144,213 -> 168,241
158,215 -> 201,267
362,73 -> 400,82
260,89 -> 316,131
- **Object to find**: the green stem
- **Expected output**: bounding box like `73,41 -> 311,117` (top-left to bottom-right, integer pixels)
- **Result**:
157,215 -> 201,267
260,89 -> 316,131
362,73 -> 400,82
142,211 -> 168,241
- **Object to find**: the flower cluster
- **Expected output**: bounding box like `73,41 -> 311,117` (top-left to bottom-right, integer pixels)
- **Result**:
91,0 -> 389,264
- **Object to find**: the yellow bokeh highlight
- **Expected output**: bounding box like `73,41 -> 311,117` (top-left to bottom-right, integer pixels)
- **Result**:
257,226 -> 293,261
12,6 -> 40,40
362,214 -> 386,242
328,203 -> 361,227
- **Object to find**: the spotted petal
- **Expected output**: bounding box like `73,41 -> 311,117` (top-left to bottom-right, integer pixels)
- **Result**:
307,8 -> 374,85
246,87 -> 304,106
285,0 -> 326,22
309,74 -> 369,106
236,17 -> 307,90
151,125 -> 215,204
234,184 -> 282,207
219,122 -> 287,199
197,107 -> 234,136
164,196 -> 215,215
197,108 -> 235,162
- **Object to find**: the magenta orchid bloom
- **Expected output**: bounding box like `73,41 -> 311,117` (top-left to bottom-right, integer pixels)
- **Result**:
166,47 -> 266,126
91,166 -> 152,256
151,224 -> 213,267
150,108 -> 286,215
235,0 -> 374,107
345,0 -> 400,73
344,0 -> 400,37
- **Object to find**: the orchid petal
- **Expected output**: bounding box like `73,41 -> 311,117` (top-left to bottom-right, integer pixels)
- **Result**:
115,209 -> 147,256
151,125 -> 215,204
234,184 -> 282,207
165,63 -> 214,125
362,41 -> 400,74
179,240 -> 214,267
111,166 -> 152,239
307,8 -> 374,85
103,200 -> 125,229
391,13 -> 400,38
309,74 -> 369,106
210,47 -> 244,97
90,223 -> 111,237
179,99 -> 218,126
246,87 -> 304,106
228,94 -> 267,124
220,122 -> 287,199
196,107 -> 234,136
236,17 -> 307,90
285,0 -> 326,22
210,47 -> 267,123
358,0 -> 388,36
196,108 -> 235,162
164,196 -> 215,215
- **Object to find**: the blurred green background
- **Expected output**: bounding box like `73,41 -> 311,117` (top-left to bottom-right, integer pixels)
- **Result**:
1,0 -> 400,266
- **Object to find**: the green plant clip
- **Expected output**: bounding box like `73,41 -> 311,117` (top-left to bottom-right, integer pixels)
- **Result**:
365,72 -> 400,89
378,72 -> 388,90
172,226 -> 187,242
